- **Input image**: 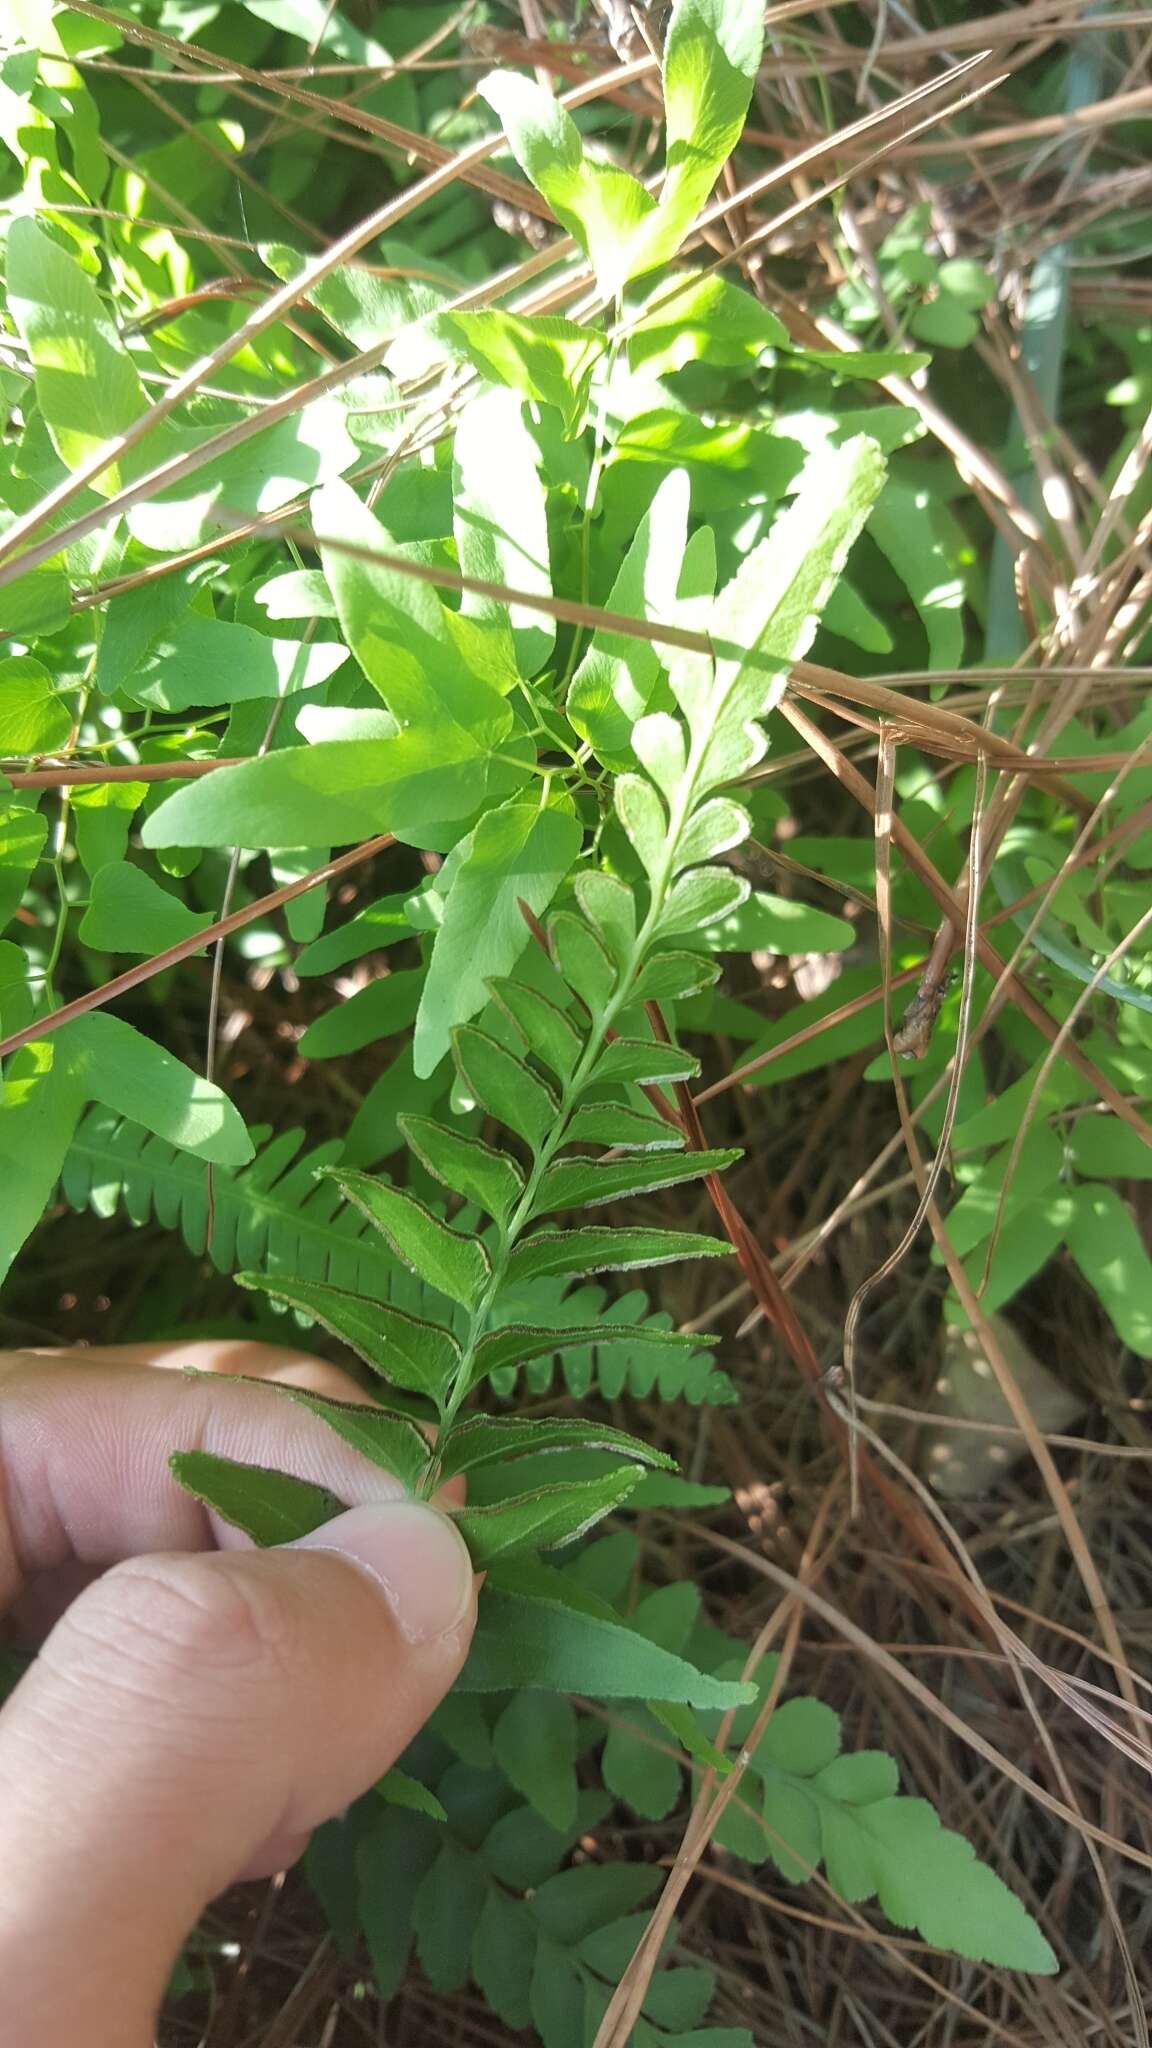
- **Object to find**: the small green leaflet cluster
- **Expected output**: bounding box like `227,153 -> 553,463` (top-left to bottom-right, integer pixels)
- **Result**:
707,1686 -> 1057,1974
365,1547 -> 1056,1984
312,1756 -> 746,2047
296,1548 -> 1054,2043
480,0 -> 764,301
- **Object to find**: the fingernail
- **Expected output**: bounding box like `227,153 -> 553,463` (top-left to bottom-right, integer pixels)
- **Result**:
292,1501 -> 475,1645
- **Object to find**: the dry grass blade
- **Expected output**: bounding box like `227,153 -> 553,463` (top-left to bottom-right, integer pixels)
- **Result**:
0,838 -> 394,1062
843,740 -> 988,1512
0,28 -> 653,570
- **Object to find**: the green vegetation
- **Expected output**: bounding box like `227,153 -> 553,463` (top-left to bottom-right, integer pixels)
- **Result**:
2,0 -> 1149,2038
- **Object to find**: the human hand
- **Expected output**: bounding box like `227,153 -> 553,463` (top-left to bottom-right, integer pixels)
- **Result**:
0,1340 -> 477,2048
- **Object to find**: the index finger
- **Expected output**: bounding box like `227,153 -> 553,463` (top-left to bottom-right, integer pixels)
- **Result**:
0,1346 -> 405,1610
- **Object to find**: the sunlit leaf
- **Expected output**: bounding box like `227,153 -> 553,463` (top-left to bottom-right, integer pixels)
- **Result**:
478,71 -> 655,300
141,729 -> 528,854
0,654 -> 72,752
6,215 -> 149,491
438,309 -> 606,435
415,799 -> 581,1077
326,1167 -> 491,1310
453,1024 -> 558,1151
629,274 -> 786,378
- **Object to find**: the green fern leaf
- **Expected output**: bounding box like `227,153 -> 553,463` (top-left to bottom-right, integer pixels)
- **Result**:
237,1271 -> 460,1403
507,1225 -> 731,1285
400,1114 -> 524,1226
537,1148 -> 739,1213
61,1111 -> 403,1300
325,1168 -> 491,1310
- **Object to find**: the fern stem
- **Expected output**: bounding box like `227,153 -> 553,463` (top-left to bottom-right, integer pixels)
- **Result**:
423,765 -> 699,1488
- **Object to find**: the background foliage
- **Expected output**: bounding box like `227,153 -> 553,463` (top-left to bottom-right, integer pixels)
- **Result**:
1,0 -> 1150,2042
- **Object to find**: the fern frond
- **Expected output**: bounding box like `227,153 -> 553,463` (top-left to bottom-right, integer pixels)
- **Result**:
60,1109 -> 730,1401
486,1280 -> 736,1408
60,1109 -> 407,1303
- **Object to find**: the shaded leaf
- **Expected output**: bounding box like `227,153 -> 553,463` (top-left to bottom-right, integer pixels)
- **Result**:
257,1379 -> 430,1490
813,1750 -> 899,1805
660,867 -> 749,936
491,976 -> 583,1082
508,1224 -> 731,1284
460,1559 -> 754,1705
761,1776 -> 822,1883
472,1886 -> 537,2030
453,1466 -> 641,1566
759,1697 -> 841,1776
574,871 -> 636,966
439,1412 -> 675,1480
400,1114 -> 524,1228
493,1691 -> 579,1831
550,910 -> 615,1012
595,1035 -> 700,1086
530,1862 -> 660,1944
649,1700 -> 733,1777
375,1769 -> 447,1824
634,950 -> 721,1002
537,1146 -> 738,1213
78,861 -> 213,955
297,970 -> 423,1060
564,1101 -> 684,1151
412,1839 -> 487,1993
471,1319 -> 716,1386
453,1024 -> 558,1151
603,1703 -> 684,1819
356,1807 -> 439,1998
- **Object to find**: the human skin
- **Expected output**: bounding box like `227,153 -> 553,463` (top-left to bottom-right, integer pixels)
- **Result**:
0,1340 -> 477,2048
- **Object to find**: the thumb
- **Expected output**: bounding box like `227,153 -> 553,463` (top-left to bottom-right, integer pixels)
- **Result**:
0,1502 -> 476,2048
